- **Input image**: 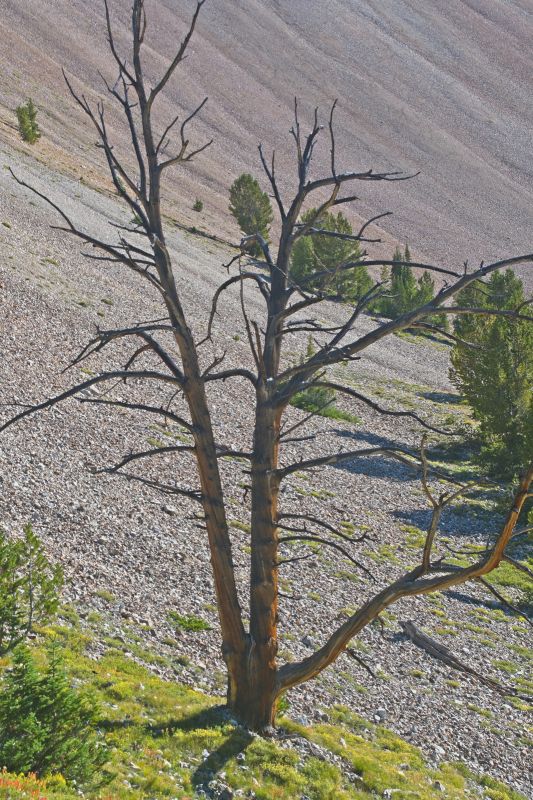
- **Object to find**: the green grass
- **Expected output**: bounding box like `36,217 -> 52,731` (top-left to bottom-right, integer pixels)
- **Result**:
0,620 -> 528,800
290,393 -> 361,425
489,559 -> 533,606
94,589 -> 115,603
167,611 -> 211,632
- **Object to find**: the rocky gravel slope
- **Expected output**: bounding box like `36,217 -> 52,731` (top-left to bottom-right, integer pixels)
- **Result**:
0,142 -> 532,796
0,0 -> 533,285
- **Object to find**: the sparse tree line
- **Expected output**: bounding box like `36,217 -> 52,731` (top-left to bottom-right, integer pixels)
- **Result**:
2,0 -> 531,752
228,172 -> 532,478
14,94 -> 531,480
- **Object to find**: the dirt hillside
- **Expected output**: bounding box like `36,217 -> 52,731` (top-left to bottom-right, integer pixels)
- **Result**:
0,0 -> 532,279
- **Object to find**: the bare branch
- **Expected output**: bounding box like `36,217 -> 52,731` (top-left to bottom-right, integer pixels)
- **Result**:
0,371 -> 181,434
99,443 -> 196,474
279,534 -> 372,578
278,464 -> 533,691
258,145 -> 286,220
203,367 -> 257,387
276,446 -> 417,481
149,0 -> 206,106
118,471 -> 203,503
279,513 -> 370,545
309,381 -> 451,435
77,397 -> 193,431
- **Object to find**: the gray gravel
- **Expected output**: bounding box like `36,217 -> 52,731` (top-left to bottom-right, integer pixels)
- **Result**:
0,141 -> 531,796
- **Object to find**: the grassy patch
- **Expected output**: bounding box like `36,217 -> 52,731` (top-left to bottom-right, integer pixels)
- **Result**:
0,637 -> 528,800
291,396 -> 361,425
167,611 -> 211,632
94,589 -> 115,603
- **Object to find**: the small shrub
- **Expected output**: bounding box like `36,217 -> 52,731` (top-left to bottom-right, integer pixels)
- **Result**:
16,100 -> 41,144
229,173 -> 273,256
289,337 -> 360,423
193,198 -> 203,212
0,645 -> 108,784
167,611 -> 211,631
0,525 -> 63,655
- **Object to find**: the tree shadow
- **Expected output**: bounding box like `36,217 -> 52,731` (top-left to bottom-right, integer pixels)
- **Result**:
391,507 -> 485,539
421,390 -> 462,405
147,705 -> 254,792
329,429 -> 417,482
100,704 -> 254,792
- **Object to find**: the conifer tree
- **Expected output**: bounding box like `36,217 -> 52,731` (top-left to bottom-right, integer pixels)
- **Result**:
0,525 -> 63,655
415,270 -> 448,329
377,246 -> 447,329
290,208 -> 373,301
0,645 -> 107,782
16,99 -> 41,144
229,173 -> 273,256
451,270 -> 533,476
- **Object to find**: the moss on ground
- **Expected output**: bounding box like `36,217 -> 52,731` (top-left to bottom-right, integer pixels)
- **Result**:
0,620 -> 528,800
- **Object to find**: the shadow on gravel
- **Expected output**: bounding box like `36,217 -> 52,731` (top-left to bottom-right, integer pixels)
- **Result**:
330,429 -> 416,482
391,508 -> 484,538
100,705 -> 254,793
149,705 -> 253,792
444,588 -> 529,614
421,390 -> 462,405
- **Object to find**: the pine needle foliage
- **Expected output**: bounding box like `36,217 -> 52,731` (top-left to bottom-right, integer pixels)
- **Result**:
450,270 -> 533,478
0,645 -> 108,784
229,173 -> 273,256
291,208 -> 373,301
16,100 -> 41,144
377,246 -> 448,329
0,525 -> 63,655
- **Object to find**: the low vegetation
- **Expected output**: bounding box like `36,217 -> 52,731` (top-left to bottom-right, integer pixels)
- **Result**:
0,618 -> 527,800
0,525 -> 63,655
290,338 -> 361,423
16,99 -> 41,145
229,173 -> 273,256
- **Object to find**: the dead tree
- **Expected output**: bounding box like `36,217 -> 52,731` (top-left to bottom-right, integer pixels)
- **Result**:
2,0 -> 532,731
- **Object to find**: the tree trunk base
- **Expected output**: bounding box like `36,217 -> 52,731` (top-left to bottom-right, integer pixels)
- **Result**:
228,693 -> 278,733
226,650 -> 279,733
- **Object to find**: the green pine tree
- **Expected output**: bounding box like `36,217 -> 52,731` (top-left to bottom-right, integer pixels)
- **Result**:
16,99 -> 41,144
229,174 -> 273,256
415,271 -> 448,330
451,270 -> 533,477
0,647 -> 44,773
0,525 -> 63,655
0,645 -> 108,784
375,246 -> 447,330
290,209 -> 373,301
377,246 -> 416,317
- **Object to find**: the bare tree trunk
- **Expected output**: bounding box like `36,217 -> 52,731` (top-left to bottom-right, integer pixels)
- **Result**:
4,0 -> 532,736
227,389 -> 282,730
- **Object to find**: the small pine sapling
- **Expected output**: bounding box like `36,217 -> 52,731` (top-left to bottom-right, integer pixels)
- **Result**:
16,99 -> 41,144
0,525 -> 63,655
0,644 -> 108,783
